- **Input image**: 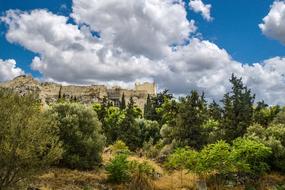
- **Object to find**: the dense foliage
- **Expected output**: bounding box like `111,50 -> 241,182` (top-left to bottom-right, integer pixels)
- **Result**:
0,90 -> 62,189
48,103 -> 105,169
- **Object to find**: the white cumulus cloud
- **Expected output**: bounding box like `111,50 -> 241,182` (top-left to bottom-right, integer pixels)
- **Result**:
71,0 -> 196,59
189,0 -> 213,21
259,0 -> 285,44
0,59 -> 24,81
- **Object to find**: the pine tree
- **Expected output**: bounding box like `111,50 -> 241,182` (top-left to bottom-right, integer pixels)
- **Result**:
208,100 -> 222,121
174,90 -> 208,149
221,74 -> 255,142
144,90 -> 173,122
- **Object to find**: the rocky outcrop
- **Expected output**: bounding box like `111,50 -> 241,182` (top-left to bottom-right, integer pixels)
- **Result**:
0,75 -> 157,110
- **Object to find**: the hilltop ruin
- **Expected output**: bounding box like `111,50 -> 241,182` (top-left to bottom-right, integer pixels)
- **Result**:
0,75 -> 157,110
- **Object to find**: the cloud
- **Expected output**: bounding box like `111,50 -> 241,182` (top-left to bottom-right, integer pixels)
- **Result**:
0,59 -> 24,81
71,0 -> 196,59
1,9 -> 163,85
189,0 -> 213,21
259,0 -> 285,44
243,57 -> 285,105
1,4 -> 285,105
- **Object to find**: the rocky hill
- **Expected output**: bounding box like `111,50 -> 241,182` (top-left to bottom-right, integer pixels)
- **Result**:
0,75 -> 157,110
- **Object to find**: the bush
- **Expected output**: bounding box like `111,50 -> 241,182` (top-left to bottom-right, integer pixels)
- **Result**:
231,138 -> 272,177
197,141 -> 234,176
166,147 -> 198,170
167,139 -> 272,187
0,90 -> 62,189
106,153 -> 156,188
246,123 -> 285,172
49,103 -> 105,169
106,154 -> 130,183
111,140 -> 130,154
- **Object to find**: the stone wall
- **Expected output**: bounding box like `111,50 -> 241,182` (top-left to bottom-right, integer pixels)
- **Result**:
0,75 -> 157,111
135,82 -> 157,95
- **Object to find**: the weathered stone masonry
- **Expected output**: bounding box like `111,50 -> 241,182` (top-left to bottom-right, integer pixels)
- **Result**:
0,75 -> 157,110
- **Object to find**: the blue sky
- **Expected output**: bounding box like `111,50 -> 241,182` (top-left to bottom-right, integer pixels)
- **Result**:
1,0 -> 284,73
0,0 -> 285,104
0,0 -> 72,76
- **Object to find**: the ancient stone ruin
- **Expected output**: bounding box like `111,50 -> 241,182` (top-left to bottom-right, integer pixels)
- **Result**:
0,75 -> 157,110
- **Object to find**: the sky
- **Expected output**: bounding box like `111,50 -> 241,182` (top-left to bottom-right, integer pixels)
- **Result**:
0,0 -> 285,104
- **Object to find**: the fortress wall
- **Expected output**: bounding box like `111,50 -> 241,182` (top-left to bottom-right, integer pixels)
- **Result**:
1,75 -> 157,111
135,82 -> 156,95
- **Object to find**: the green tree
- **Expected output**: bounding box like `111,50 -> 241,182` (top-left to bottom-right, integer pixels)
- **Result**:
49,103 -> 105,169
144,90 -> 173,122
104,106 -> 125,144
174,90 -> 208,149
272,107 -> 285,125
136,119 -> 161,146
156,98 -> 178,126
0,89 -> 62,189
144,94 -> 152,118
94,97 -> 109,122
202,119 -> 224,144
208,100 -> 222,121
254,101 -> 280,127
119,97 -> 141,150
120,93 -> 126,110
221,74 -> 255,142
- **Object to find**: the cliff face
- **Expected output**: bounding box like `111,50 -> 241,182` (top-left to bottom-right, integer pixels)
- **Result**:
0,75 -> 157,110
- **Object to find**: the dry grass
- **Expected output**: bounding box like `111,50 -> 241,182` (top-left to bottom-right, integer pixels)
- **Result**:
30,168 -> 285,190
128,155 -> 164,175
30,168 -> 108,190
29,152 -> 285,190
154,170 -> 198,190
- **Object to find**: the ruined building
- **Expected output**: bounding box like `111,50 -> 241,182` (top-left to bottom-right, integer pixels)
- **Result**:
0,75 -> 157,110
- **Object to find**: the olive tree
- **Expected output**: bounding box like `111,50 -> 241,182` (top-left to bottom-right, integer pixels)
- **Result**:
49,103 -> 105,169
0,89 -> 62,189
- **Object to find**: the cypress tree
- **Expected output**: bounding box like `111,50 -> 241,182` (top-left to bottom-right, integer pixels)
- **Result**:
144,94 -> 152,118
120,93 -> 126,110
119,97 -> 140,150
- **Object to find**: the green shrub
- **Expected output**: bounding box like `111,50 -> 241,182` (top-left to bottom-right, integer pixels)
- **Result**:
197,140 -> 235,176
0,90 -> 62,189
167,139 -> 272,186
166,147 -> 198,170
49,103 -> 105,169
106,154 -> 130,183
246,123 -> 285,172
231,138 -> 272,177
111,140 -> 130,154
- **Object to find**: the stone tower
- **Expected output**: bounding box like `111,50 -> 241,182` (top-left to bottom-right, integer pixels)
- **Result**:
134,82 -> 157,95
